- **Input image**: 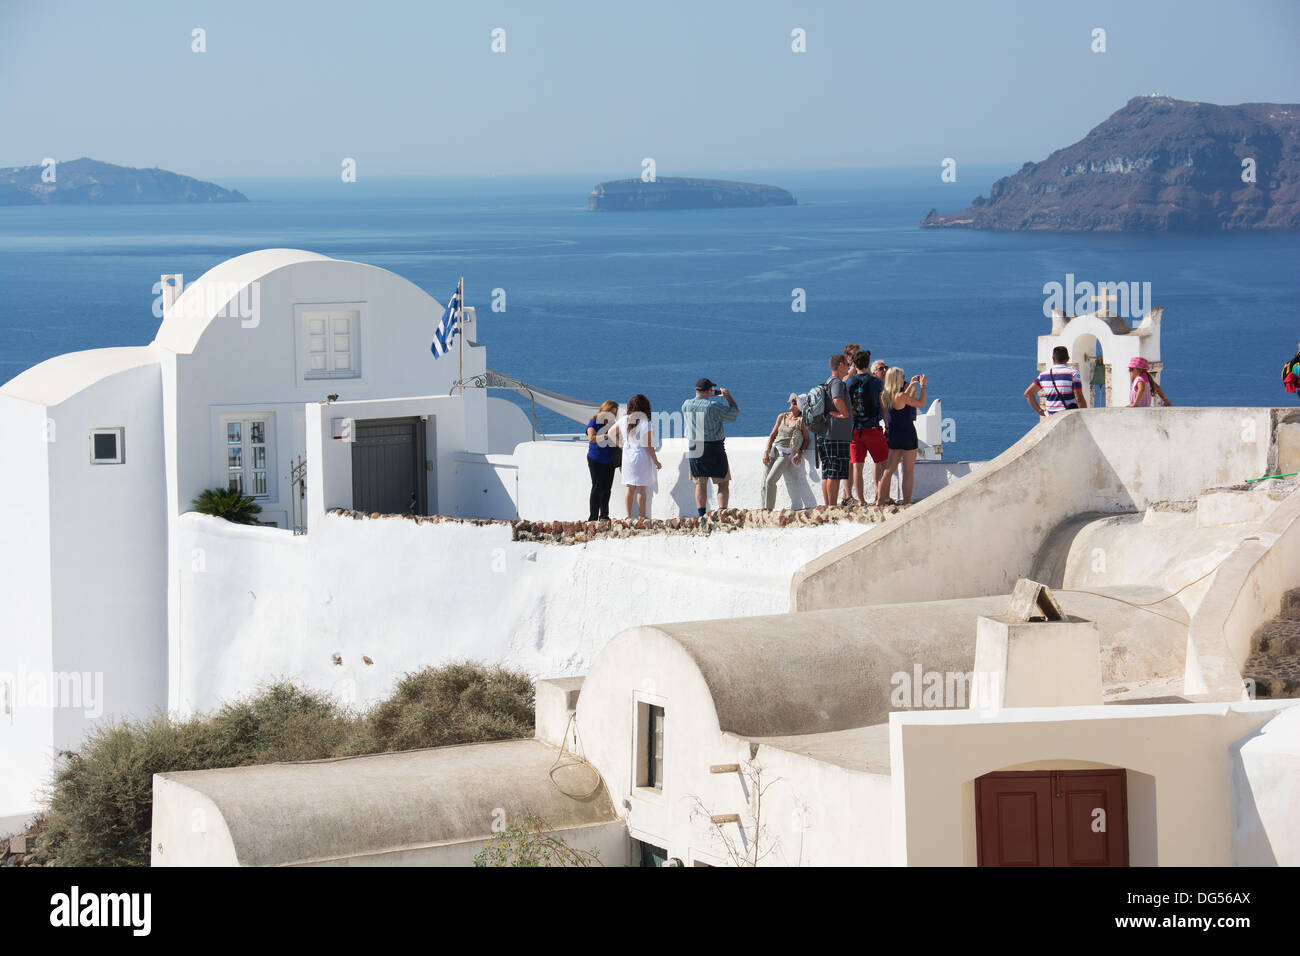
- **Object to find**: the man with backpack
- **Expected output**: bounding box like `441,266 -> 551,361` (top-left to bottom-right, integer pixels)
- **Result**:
808,354 -> 853,507
847,349 -> 888,505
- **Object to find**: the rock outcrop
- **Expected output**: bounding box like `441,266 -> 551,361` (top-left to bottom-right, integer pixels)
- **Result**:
588,177 -> 795,211
921,97 -> 1299,231
0,157 -> 248,205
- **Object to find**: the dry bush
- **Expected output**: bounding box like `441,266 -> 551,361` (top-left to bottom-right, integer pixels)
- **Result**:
36,664 -> 534,867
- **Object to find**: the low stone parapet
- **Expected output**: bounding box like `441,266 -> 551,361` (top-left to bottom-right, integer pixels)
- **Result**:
327,503 -> 894,546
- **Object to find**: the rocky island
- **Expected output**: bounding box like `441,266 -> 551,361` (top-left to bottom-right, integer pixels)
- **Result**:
588,176 -> 795,211
0,157 -> 248,205
921,97 -> 1299,231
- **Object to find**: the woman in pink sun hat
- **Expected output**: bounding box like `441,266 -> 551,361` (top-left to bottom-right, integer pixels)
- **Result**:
1128,356 -> 1173,407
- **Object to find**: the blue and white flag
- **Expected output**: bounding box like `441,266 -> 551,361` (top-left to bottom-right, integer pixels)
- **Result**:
430,280 -> 462,358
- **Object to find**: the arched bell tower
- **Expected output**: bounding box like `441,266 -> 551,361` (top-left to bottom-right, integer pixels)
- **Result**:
1039,289 -> 1162,407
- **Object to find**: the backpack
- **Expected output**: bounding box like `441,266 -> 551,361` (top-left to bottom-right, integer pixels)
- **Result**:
1284,354 -> 1300,393
806,382 -> 830,435
848,374 -> 879,425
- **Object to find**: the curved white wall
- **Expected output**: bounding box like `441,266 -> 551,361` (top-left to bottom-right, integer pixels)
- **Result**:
794,407 -> 1274,612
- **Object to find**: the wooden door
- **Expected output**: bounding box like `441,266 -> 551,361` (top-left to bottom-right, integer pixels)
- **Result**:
350,417 -> 426,515
976,769 -> 1128,867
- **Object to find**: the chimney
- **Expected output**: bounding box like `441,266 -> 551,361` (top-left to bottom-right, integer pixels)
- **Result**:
969,580 -> 1102,710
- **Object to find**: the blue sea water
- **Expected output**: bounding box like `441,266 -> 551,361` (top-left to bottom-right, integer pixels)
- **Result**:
1,167 -> 1297,462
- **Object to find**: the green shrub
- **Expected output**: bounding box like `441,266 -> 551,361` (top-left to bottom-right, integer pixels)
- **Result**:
191,487 -> 263,524
473,812 -> 602,867
40,713 -> 210,867
36,663 -> 534,867
352,662 -> 534,754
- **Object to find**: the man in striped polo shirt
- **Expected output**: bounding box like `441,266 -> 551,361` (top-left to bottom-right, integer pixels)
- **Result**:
1025,346 -> 1088,417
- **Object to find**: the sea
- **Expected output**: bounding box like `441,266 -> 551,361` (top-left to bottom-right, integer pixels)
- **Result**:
2,166 -> 1297,462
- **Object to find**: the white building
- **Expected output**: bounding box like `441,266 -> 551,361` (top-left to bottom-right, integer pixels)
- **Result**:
18,247 -> 1295,866
2,249 -> 918,830
151,404 -> 1300,867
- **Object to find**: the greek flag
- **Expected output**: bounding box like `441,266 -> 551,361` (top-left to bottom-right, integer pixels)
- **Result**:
430,280 -> 462,358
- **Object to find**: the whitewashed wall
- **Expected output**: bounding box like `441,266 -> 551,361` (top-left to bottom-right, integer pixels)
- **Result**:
571,625 -> 897,868
0,365 -> 169,823
0,395 -> 55,825
305,395 -> 533,521
891,701 -> 1295,866
171,511 -> 865,716
794,407 -> 1274,611
46,364 -> 169,752
1233,704 -> 1300,866
156,255 -> 490,711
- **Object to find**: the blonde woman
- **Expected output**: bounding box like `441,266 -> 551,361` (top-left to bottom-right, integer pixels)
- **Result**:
876,367 -> 927,507
760,394 -> 810,510
585,399 -> 619,520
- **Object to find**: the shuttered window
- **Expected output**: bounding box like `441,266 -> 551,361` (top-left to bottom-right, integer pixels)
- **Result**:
303,309 -> 360,379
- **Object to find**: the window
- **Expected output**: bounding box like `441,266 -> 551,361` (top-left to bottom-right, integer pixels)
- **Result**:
647,705 -> 664,790
302,309 -> 360,379
638,841 -> 669,868
89,428 -> 124,464
635,700 -> 666,793
225,418 -> 270,497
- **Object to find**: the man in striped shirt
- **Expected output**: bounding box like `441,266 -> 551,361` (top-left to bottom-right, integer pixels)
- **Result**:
1025,346 -> 1088,417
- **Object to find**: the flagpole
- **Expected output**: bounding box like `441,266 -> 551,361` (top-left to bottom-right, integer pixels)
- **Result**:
457,275 -> 465,396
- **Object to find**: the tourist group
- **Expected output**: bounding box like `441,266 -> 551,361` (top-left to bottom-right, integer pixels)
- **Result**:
585,344 -> 1179,521
582,344 -> 932,521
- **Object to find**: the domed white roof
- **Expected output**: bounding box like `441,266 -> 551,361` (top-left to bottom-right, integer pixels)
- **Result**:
0,346 -> 158,407
152,248 -> 334,354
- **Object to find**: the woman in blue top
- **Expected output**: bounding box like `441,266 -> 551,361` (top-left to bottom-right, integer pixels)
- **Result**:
586,400 -> 619,520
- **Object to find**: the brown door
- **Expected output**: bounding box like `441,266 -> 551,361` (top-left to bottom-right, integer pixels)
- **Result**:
976,770 -> 1128,867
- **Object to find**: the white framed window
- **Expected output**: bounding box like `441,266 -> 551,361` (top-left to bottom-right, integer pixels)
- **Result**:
223,417 -> 273,498
299,308 -> 361,380
89,427 -> 124,464
633,691 -> 668,797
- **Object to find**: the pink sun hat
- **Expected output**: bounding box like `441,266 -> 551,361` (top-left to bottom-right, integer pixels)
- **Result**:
1128,356 -> 1150,371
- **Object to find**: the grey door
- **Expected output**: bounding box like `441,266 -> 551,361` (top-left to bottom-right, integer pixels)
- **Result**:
351,417 -> 427,515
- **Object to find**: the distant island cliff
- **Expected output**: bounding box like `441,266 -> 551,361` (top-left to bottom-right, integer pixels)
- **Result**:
921,97 -> 1300,231
588,177 -> 796,211
0,158 -> 248,205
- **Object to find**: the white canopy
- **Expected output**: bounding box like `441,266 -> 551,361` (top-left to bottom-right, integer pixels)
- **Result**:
485,368 -> 615,425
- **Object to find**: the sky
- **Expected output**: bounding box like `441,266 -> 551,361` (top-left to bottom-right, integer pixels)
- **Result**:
1,0 -> 1298,181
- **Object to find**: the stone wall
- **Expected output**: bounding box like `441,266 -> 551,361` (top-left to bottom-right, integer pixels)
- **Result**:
329,501 -> 892,545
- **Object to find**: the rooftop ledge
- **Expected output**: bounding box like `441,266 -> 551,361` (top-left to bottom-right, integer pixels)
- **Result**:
326,502 -> 897,545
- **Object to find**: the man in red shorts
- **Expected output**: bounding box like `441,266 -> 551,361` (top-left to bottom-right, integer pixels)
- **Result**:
846,350 -> 888,505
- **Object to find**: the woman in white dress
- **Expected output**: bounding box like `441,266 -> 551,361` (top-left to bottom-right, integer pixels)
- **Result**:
611,393 -> 662,518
